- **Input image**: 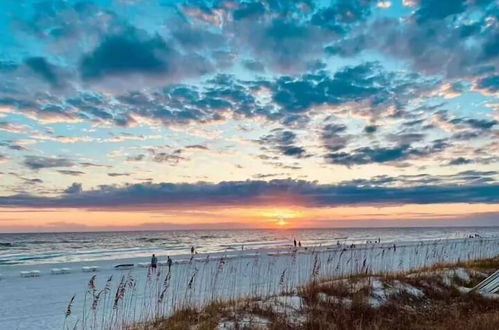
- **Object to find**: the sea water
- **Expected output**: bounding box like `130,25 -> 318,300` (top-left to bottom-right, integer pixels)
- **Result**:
1,227 -> 498,266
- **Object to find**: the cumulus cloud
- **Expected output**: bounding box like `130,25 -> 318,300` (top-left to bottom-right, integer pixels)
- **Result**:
0,0 -> 497,201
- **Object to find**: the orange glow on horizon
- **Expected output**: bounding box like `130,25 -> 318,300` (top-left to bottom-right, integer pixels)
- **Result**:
0,202 -> 497,232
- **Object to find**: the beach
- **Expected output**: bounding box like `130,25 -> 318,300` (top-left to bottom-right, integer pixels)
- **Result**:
1,236 -> 498,329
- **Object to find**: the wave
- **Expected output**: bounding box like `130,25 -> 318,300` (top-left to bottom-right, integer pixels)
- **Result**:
0,252 -> 65,265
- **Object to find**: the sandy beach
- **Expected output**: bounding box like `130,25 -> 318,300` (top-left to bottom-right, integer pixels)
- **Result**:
1,237 -> 498,330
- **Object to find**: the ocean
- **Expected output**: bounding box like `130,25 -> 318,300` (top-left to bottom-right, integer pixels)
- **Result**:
1,227 -> 498,266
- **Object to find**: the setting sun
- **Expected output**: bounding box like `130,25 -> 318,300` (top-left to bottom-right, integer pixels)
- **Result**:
277,217 -> 288,227
257,208 -> 301,227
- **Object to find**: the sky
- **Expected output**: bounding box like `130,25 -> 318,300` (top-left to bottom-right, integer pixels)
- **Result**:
0,0 -> 498,232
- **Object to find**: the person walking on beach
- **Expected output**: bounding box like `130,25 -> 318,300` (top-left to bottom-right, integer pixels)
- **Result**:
298,241 -> 302,248
167,256 -> 172,272
191,246 -> 195,254
151,254 -> 158,270
294,239 -> 297,247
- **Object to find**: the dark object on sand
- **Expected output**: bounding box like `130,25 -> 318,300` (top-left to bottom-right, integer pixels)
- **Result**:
151,254 -> 158,269
167,256 -> 173,271
114,264 -> 134,270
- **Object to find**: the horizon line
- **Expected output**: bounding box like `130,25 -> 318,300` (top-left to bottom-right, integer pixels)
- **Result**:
2,224 -> 499,235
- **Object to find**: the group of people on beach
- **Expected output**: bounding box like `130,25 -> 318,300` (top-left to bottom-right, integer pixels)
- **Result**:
149,246 -> 197,271
149,238 -> 399,272
150,254 -> 172,271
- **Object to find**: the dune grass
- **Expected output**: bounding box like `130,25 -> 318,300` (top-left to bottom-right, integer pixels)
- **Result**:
64,239 -> 499,330
134,257 -> 499,330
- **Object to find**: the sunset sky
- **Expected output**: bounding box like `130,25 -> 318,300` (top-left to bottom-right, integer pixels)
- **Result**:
0,0 -> 498,232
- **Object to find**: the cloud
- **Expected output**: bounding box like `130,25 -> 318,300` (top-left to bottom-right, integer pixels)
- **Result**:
23,156 -> 74,170
450,118 -> 497,130
403,0 -> 418,7
475,75 -> 498,94
377,1 -> 391,9
331,1 -> 497,79
321,123 -> 349,152
57,170 -> 85,176
149,148 -> 187,165
271,62 -> 435,118
364,125 -> 377,133
126,154 -> 145,161
242,60 -> 265,72
24,57 -> 60,87
325,139 -> 448,166
0,140 -> 28,151
259,129 -> 307,158
340,170 -> 498,187
0,178 -> 497,209
80,162 -> 109,168
108,172 -> 130,177
448,157 -> 472,166
64,182 -> 82,194
79,24 -> 214,85
80,28 -> 170,80
0,121 -> 28,133
413,0 -> 466,23
185,144 -> 209,150
21,177 -> 44,185
0,62 -> 437,129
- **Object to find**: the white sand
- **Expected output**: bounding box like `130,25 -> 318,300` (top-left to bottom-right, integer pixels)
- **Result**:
0,237 -> 497,329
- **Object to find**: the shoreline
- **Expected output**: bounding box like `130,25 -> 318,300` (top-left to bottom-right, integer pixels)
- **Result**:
0,236 -> 495,277
2,227 -> 497,267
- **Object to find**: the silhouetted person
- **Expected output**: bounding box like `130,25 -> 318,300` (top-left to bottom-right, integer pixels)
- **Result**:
151,254 -> 158,270
298,241 -> 302,248
294,239 -> 297,247
191,246 -> 195,254
167,256 -> 172,271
